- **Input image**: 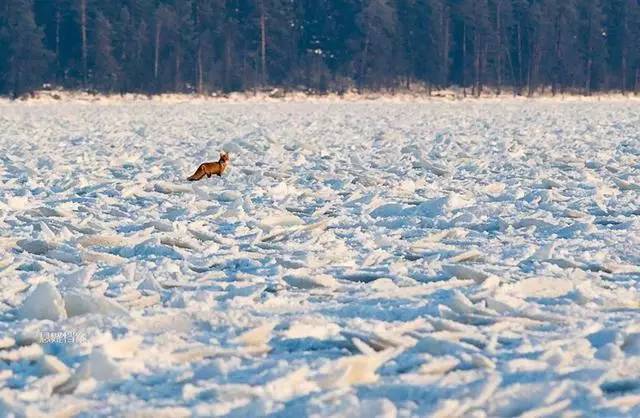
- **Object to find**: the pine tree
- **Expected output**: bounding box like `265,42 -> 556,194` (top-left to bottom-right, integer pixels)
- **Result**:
0,2 -> 9,94
93,11 -> 119,91
114,6 -> 133,92
356,0 -> 398,89
629,0 -> 640,94
254,0 -> 297,87
174,1 -> 195,92
578,0 -> 607,94
603,0 -> 640,92
2,0 -> 52,97
489,0 -> 514,94
429,0 -> 452,88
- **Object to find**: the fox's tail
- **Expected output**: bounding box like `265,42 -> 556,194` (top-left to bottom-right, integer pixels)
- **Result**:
187,165 -> 205,181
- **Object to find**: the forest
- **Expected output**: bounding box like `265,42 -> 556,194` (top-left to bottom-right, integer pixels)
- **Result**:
1,0 -> 640,97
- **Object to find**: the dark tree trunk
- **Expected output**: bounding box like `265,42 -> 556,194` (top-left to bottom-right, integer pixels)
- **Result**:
496,0 -> 502,95
80,0 -> 88,86
441,4 -> 450,85
259,0 -> 267,86
197,45 -> 203,94
55,9 -> 61,81
516,23 -> 523,95
462,22 -> 467,97
154,19 -> 161,82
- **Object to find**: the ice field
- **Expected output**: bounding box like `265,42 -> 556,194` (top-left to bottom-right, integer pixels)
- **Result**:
1,98 -> 640,416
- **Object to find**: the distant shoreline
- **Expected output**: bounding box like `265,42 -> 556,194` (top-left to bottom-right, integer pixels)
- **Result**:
2,88 -> 639,104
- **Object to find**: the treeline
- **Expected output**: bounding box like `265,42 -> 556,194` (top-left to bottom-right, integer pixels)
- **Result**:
1,0 -> 640,97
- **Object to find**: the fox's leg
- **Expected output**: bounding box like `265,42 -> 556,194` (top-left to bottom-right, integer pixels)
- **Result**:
207,174 -> 212,178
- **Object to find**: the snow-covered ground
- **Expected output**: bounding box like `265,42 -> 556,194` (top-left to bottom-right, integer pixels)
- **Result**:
0,99 -> 639,417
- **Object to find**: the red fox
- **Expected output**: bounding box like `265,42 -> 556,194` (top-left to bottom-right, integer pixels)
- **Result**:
187,152 -> 230,181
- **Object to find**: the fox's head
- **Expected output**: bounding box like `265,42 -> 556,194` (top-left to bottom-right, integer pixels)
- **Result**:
219,152 -> 230,163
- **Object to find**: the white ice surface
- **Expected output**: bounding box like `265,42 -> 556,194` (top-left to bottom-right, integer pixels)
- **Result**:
0,99 -> 639,416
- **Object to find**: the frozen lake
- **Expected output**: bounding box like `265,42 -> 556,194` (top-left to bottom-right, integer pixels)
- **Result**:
1,99 -> 640,416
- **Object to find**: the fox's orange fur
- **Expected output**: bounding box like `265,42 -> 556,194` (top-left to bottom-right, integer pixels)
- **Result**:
187,152 -> 230,181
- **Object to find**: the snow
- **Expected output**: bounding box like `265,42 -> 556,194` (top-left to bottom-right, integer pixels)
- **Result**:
17,282 -> 67,321
0,98 -> 640,416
